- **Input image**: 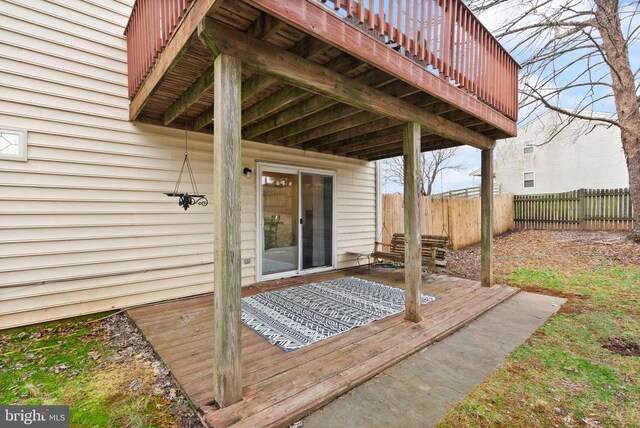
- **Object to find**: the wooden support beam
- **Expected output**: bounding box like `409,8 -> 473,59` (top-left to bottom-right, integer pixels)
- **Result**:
198,19 -> 221,57
240,38 -> 331,107
129,0 -> 224,121
212,53 -> 242,407
199,19 -> 495,150
481,148 -> 494,287
403,122 -> 422,323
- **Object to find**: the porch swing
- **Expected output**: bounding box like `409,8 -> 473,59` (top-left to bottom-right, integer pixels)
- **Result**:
372,181 -> 449,269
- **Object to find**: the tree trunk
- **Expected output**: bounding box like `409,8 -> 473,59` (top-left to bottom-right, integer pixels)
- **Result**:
595,0 -> 640,241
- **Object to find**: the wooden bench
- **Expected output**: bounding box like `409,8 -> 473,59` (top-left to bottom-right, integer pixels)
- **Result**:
373,233 -> 448,268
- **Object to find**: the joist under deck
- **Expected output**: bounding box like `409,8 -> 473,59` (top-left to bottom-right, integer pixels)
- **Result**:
128,270 -> 518,427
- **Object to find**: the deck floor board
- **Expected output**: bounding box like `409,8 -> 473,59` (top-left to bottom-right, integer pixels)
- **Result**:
128,269 -> 518,427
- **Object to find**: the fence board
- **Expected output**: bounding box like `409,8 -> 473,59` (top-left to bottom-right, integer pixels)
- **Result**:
514,188 -> 634,231
382,193 -> 514,250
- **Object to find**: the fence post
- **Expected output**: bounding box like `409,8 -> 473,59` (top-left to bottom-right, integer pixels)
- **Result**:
578,188 -> 585,228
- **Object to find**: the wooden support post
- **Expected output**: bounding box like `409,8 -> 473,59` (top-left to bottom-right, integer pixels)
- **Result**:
212,53 -> 242,407
403,122 -> 422,322
481,147 -> 494,287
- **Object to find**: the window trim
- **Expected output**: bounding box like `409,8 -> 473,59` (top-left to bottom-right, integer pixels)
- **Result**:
523,171 -> 535,188
0,128 -> 28,162
523,139 -> 534,155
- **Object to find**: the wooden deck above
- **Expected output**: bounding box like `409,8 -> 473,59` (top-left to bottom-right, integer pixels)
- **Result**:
125,0 -> 519,161
128,270 -> 519,427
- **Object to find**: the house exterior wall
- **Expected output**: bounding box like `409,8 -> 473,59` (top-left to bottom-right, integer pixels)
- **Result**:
495,112 -> 629,194
0,0 -> 377,329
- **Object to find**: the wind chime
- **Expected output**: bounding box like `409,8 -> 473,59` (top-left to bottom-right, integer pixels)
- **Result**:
164,126 -> 208,211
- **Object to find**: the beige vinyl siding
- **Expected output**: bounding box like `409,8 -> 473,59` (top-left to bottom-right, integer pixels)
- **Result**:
0,0 -> 377,329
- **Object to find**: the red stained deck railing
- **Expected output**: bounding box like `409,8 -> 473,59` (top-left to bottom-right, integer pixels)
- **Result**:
320,0 -> 519,121
124,0 -> 191,99
125,0 -> 518,122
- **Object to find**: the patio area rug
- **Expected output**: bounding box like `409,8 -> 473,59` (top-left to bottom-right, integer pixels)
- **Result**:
241,277 -> 436,351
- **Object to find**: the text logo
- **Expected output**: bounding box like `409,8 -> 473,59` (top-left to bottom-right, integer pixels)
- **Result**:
1,406 -> 69,427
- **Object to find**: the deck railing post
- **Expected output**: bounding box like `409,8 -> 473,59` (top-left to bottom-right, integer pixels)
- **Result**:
481,147 -> 494,287
403,122 -> 422,322
212,52 -> 243,407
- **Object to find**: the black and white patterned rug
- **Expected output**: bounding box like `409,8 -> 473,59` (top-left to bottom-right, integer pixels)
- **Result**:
241,276 -> 436,352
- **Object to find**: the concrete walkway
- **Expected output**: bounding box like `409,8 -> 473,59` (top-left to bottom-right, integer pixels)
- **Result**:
303,291 -> 566,428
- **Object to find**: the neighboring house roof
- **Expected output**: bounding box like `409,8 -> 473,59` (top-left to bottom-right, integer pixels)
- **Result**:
470,168 -> 495,178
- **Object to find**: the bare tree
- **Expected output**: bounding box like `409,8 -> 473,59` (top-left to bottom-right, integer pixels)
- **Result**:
467,0 -> 640,240
383,148 -> 466,196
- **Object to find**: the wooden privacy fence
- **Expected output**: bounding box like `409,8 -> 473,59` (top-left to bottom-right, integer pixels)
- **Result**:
382,193 -> 514,250
514,188 -> 634,230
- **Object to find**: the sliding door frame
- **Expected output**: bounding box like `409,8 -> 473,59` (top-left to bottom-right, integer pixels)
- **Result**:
256,162 -> 337,282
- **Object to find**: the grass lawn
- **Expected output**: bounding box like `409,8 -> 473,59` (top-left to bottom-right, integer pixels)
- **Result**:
439,264 -> 640,427
0,314 -> 196,427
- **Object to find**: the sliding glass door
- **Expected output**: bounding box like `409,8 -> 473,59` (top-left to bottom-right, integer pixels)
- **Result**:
301,173 -> 333,270
259,165 -> 334,280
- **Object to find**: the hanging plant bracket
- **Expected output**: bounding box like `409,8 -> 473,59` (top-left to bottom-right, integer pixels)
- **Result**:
165,127 -> 208,211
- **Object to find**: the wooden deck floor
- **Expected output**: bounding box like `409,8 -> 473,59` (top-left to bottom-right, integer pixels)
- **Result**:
128,269 -> 518,428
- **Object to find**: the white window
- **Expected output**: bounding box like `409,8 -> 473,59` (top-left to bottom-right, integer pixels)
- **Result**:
0,128 -> 27,161
524,171 -> 535,188
523,139 -> 534,154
